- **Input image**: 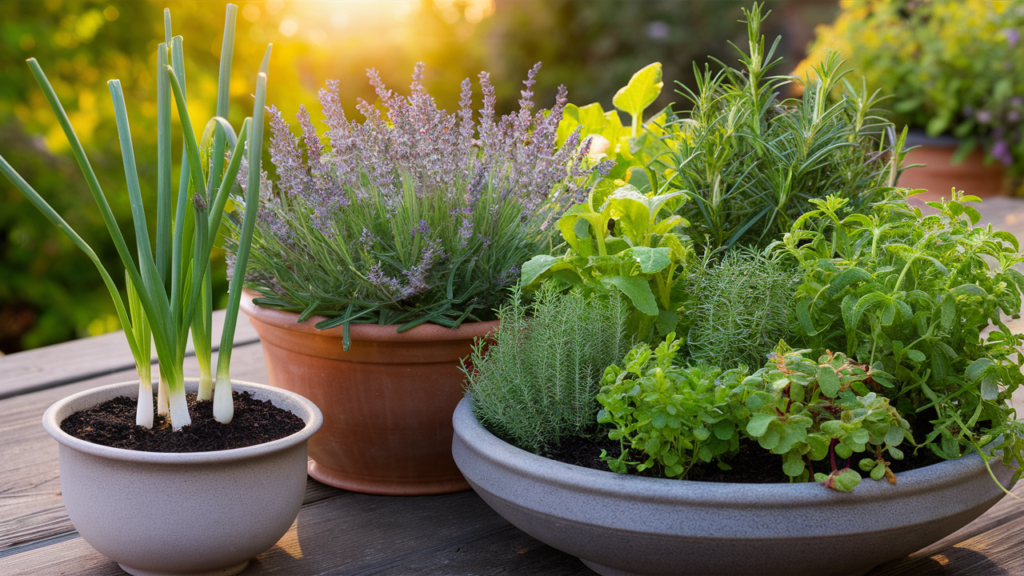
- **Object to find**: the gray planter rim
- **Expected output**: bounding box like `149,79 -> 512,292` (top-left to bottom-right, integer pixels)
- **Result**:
454,397 -> 1007,508
43,378 -> 323,465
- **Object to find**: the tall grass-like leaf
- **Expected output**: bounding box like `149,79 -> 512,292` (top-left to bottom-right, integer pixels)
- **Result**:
215,49 -> 271,424
127,272 -> 154,428
2,5 -> 267,430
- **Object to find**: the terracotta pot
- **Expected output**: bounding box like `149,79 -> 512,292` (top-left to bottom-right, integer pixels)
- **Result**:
899,131 -> 1006,203
241,290 -> 497,495
42,379 -> 323,576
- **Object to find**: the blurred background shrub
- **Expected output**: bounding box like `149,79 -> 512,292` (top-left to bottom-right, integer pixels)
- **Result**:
798,0 -> 1024,175
0,0 -> 836,353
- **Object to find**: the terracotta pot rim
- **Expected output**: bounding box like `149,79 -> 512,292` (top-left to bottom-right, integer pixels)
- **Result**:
42,378 -> 323,465
903,128 -> 960,148
241,289 -> 499,343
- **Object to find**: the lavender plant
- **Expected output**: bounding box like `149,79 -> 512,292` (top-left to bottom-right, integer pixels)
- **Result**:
231,64 -> 600,341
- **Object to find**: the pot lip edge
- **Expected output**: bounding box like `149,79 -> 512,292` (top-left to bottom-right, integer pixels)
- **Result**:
42,378 -> 323,464
240,288 -> 499,342
453,397 -> 1009,505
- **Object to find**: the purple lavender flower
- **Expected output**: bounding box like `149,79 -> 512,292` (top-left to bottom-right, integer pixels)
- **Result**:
411,219 -> 430,237
248,61 -> 600,320
992,140 -> 1013,166
1006,29 -> 1019,47
976,109 -> 993,124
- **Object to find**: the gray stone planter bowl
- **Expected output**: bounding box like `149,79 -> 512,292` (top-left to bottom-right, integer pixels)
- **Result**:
452,398 -> 1015,576
42,379 -> 323,576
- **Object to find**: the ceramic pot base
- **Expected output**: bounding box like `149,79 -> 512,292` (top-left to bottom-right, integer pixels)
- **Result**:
308,460 -> 470,495
118,560 -> 249,576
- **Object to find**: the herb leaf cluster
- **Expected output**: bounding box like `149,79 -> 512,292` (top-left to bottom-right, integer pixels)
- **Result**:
463,283 -> 631,454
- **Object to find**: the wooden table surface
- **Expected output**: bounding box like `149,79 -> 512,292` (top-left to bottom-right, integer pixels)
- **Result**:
4,197 -> 1024,576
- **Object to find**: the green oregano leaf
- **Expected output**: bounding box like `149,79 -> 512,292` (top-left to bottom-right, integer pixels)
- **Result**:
816,365 -> 842,398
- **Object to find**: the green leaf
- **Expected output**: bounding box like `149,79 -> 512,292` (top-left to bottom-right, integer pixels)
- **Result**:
940,296 -> 956,330
833,469 -> 862,492
828,267 -> 873,297
966,358 -> 992,382
993,230 -> 1020,252
884,425 -> 904,447
602,276 -> 659,316
981,376 -> 999,401
747,413 -> 777,437
870,462 -> 886,481
796,299 -> 818,336
612,62 -> 663,136
906,349 -> 926,363
656,310 -> 679,336
629,246 -> 672,273
782,451 -> 805,477
816,365 -> 842,398
713,420 -> 734,441
521,255 -> 560,287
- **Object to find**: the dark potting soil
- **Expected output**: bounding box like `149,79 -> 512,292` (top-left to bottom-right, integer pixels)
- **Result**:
543,412 -> 948,484
60,392 -> 305,452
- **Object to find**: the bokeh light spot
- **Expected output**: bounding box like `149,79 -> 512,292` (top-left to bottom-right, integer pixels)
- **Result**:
279,18 -> 300,37
103,5 -> 119,21
242,3 -> 261,22
331,11 -> 349,29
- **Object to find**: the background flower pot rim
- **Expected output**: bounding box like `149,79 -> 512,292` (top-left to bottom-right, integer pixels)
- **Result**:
903,128 -> 961,149
454,397 -> 1009,507
241,289 -> 499,343
42,378 -> 323,466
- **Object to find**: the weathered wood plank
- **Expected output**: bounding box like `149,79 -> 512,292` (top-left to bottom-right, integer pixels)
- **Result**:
0,342 -> 270,551
0,490 -> 522,576
363,524 -> 592,576
0,309 -> 260,399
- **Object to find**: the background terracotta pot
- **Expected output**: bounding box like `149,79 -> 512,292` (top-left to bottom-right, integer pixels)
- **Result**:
899,131 -> 1006,203
241,290 -> 497,495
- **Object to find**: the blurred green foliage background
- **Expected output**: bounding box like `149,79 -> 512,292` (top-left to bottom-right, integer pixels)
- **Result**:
0,0 -> 835,353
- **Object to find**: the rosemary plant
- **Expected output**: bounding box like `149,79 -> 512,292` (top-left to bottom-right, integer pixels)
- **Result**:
463,283 -> 631,454
665,3 -> 908,251
0,5 -> 268,430
685,247 -> 795,369
230,64 -> 602,343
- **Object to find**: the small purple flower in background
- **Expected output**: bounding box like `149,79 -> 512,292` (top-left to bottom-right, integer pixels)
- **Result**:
992,140 -> 1013,166
1009,110 -> 1021,123
359,227 -> 374,251
976,109 -> 993,124
411,220 -> 430,237
1006,29 -> 1020,47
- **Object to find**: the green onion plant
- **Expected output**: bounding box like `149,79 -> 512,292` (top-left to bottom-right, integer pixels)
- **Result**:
0,5 -> 269,430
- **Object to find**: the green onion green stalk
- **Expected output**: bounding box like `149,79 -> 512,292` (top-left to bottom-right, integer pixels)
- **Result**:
0,4 -> 270,430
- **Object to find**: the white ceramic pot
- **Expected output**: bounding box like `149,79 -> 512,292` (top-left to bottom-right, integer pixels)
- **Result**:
453,397 -> 1015,576
42,379 -> 323,576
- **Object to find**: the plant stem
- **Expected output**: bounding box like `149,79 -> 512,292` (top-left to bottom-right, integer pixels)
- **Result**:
214,46 -> 271,424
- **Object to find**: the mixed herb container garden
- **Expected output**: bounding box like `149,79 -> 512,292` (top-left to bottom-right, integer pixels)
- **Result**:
2,2 -> 1023,575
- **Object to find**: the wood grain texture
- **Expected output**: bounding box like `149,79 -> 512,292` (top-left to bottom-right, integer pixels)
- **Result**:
0,309 -> 260,399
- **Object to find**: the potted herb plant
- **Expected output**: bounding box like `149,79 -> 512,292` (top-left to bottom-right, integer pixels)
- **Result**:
230,61 -> 601,495
454,7 -> 1023,576
797,0 -> 1024,197
2,7 -> 322,576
